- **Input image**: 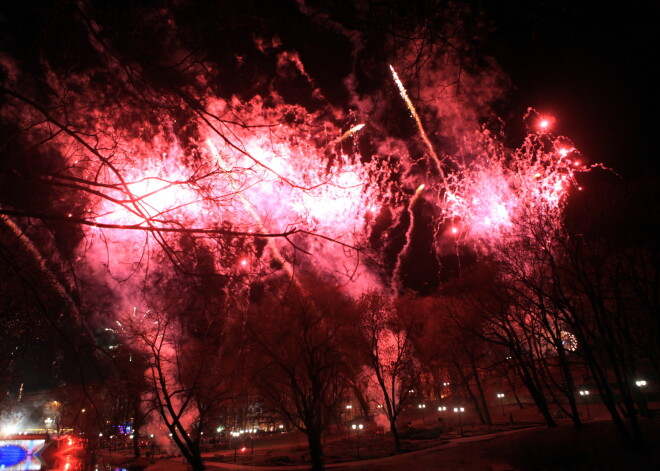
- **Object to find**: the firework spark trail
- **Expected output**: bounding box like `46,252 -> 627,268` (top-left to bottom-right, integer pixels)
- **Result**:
329,123 -> 365,147
206,139 -> 297,283
389,65 -> 447,182
391,184 -> 425,293
0,215 -> 81,321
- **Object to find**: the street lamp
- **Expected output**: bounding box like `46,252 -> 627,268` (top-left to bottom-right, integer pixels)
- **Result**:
496,393 -> 505,417
453,407 -> 465,436
579,390 -> 591,418
345,404 -> 353,425
418,404 -> 426,424
351,423 -> 364,457
635,379 -> 649,416
438,406 -> 447,423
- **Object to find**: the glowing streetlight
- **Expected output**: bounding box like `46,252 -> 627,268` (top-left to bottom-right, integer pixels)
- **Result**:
496,393 -> 505,417
579,390 -> 591,418
453,407 -> 465,436
418,403 -> 426,424
345,404 -> 353,423
351,423 -> 364,457
438,405 -> 447,423
635,380 -> 647,387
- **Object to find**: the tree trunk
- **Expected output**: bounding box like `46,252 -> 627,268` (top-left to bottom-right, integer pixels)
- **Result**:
307,430 -> 325,471
389,419 -> 401,452
190,453 -> 204,471
132,431 -> 141,458
556,347 -> 582,428
471,358 -> 493,425
350,382 -> 371,421
505,372 -> 524,409
515,361 -> 556,427
453,362 -> 485,425
188,448 -> 205,471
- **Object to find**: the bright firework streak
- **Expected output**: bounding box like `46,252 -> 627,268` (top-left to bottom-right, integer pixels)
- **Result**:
331,123 -> 365,146
389,65 -> 446,181
392,183 -> 427,292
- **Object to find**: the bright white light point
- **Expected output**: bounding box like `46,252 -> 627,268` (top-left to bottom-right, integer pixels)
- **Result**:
240,259 -> 248,267
573,160 -> 581,166
417,184 -> 425,192
539,119 -> 550,129
451,226 -> 458,235
559,148 -> 568,157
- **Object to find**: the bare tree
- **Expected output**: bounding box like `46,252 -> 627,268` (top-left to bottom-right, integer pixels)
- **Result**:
355,292 -> 419,452
247,282 -> 353,471
120,304 -> 236,471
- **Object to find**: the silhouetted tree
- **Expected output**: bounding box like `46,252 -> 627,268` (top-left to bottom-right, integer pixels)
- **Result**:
355,291 -> 419,452
247,282 -> 353,471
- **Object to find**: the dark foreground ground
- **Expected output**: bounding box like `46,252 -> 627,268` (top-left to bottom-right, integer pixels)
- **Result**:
344,419 -> 660,471
105,415 -> 660,471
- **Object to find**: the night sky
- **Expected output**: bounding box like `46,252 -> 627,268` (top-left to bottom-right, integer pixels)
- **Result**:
1,0 -> 659,393
486,2 -> 660,178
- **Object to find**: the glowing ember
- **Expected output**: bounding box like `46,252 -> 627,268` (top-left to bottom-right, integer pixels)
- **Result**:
537,115 -> 556,132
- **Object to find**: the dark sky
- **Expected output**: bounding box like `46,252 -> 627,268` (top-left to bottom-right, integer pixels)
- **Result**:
2,1 -> 659,392
486,2 -> 660,178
